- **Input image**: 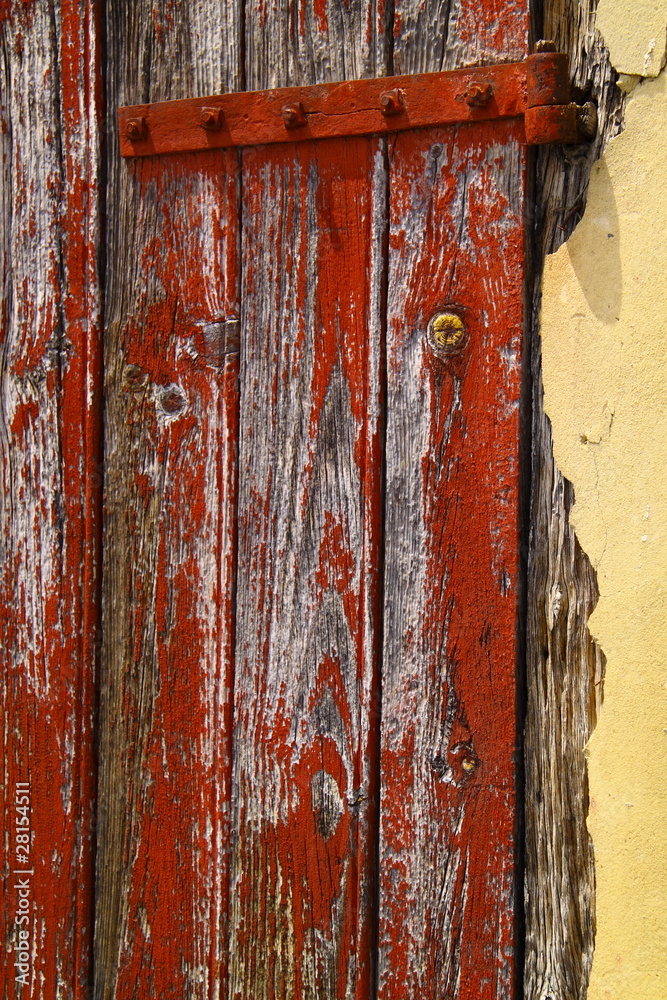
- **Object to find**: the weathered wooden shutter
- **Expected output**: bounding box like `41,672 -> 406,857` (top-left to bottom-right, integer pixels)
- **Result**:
100,3 -> 531,992
2,1 -> 603,999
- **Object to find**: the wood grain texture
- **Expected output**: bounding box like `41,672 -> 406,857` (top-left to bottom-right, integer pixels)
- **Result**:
95,4 -> 241,999
0,2 -> 102,998
0,1 -> 624,999
0,3 -> 615,999
378,120 -> 527,1000
227,5 -> 389,997
245,0 -> 391,89
393,0 -> 529,76
523,2 -> 624,998
378,2 -> 529,996
228,136 -> 386,1000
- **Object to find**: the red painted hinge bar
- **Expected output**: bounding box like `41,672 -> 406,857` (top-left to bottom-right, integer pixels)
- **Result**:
118,51 -> 596,158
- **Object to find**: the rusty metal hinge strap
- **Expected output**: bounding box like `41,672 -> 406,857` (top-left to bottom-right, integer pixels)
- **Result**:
118,50 -> 596,159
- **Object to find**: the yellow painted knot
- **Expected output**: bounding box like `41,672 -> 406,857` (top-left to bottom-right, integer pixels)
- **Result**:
427,310 -> 468,357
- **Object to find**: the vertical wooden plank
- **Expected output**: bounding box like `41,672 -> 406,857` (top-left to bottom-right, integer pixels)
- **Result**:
229,134 -> 386,1000
0,1 -> 102,997
379,2 -> 529,996
230,2 -> 388,994
378,119 -> 527,1000
95,5 -> 241,998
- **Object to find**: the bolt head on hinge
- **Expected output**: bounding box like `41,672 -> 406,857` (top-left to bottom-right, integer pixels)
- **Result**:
380,89 -> 404,115
282,102 -> 307,128
464,82 -> 494,107
200,106 -> 224,131
126,116 -> 148,142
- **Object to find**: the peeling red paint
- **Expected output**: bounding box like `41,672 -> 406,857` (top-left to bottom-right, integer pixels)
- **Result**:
5,3 -> 531,997
96,147 -> 241,1000
378,116 -> 526,1000
1,3 -> 103,1000
229,135 -> 384,1000
313,0 -> 328,35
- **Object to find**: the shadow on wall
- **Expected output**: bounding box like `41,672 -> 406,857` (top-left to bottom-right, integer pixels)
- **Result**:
566,158 -> 622,323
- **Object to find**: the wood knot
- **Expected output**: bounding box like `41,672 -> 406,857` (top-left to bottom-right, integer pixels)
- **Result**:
159,385 -> 187,415
311,771 -> 344,840
122,364 -> 148,393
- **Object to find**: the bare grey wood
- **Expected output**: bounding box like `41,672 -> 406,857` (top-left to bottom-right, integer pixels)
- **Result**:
95,4 -> 242,999
523,2 -> 624,998
244,0 -> 391,88
228,137 -> 386,999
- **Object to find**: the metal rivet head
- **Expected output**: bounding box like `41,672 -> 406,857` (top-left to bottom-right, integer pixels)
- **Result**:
380,89 -> 404,116
282,102 -> 307,129
200,106 -> 223,131
464,82 -> 494,108
535,39 -> 557,53
126,116 -> 148,142
427,311 -> 468,357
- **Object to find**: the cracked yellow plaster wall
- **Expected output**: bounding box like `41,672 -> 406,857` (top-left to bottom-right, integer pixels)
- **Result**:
541,5 -> 667,998
597,0 -> 667,77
